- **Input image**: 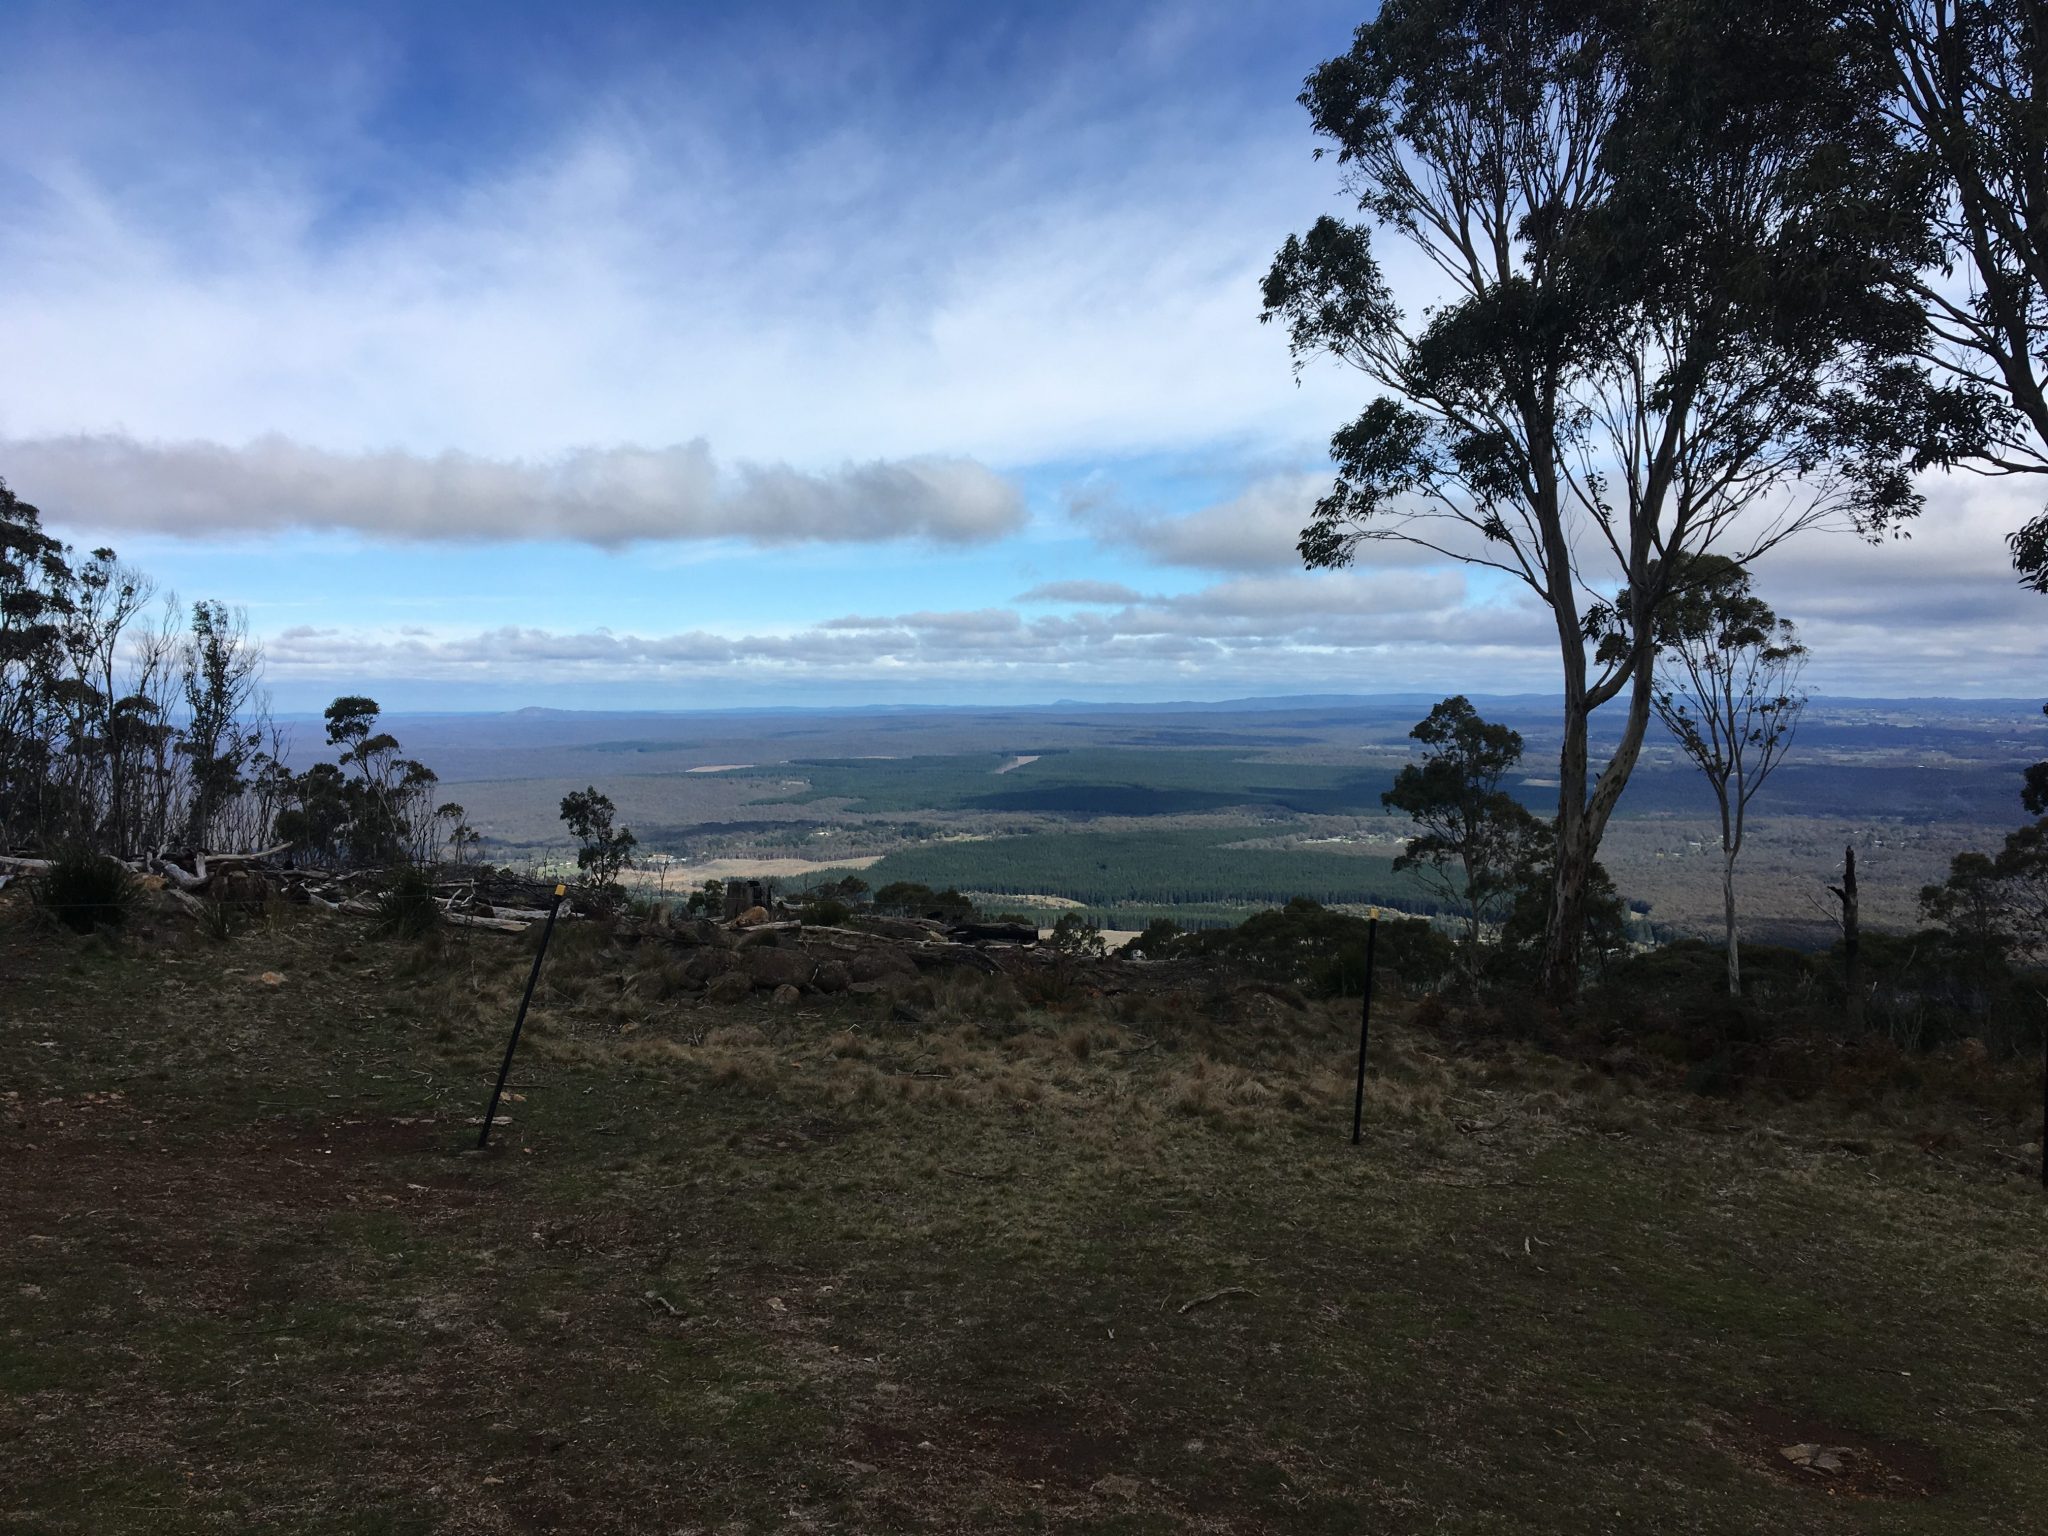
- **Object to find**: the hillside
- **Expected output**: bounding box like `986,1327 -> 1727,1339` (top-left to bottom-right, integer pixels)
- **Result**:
4,893 -> 2046,1533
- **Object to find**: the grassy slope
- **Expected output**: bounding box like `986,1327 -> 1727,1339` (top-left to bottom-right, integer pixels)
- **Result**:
3,899 -> 2046,1534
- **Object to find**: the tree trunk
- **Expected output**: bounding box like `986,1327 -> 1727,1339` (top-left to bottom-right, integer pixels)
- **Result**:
1541,600 -> 1594,999
1838,846 -> 1862,1032
1542,647 -> 1658,1001
1722,855 -> 1741,998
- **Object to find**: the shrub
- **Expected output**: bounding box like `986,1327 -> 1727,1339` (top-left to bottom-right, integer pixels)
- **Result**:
31,845 -> 139,934
372,866 -> 442,941
1047,913 -> 1107,957
873,882 -> 976,922
1152,898 -> 1455,999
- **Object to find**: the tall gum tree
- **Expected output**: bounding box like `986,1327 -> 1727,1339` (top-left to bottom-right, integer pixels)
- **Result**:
1262,0 -> 1964,997
1866,0 -> 2048,586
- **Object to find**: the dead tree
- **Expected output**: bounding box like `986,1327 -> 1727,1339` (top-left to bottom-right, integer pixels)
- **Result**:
1829,847 -> 1864,1031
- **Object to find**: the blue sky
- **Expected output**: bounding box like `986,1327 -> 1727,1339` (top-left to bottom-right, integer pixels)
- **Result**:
0,0 -> 2037,709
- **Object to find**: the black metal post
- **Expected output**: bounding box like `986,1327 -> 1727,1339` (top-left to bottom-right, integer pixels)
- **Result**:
1351,914 -> 1379,1146
478,885 -> 565,1151
2039,1015 -> 2046,1190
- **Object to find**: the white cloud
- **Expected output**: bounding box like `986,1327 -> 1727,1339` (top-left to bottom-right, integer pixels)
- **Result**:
0,434 -> 1024,547
0,28 -> 1360,477
1089,473 -> 1324,570
254,567 -> 1555,694
1084,471 -> 1456,573
1014,579 -> 1148,604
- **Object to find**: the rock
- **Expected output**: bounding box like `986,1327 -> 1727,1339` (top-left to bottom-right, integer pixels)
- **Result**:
682,949 -> 737,982
811,960 -> 851,994
742,948 -> 814,991
772,984 -> 802,1006
255,971 -> 285,987
705,972 -> 753,1005
849,947 -> 918,983
670,916 -> 727,947
1780,1443 -> 1848,1474
734,905 -> 772,928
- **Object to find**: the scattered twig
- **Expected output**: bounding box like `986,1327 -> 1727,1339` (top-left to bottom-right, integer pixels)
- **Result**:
1178,1285 -> 1257,1315
642,1291 -> 680,1316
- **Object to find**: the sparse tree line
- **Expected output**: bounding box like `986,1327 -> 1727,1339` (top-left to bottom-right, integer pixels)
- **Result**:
0,482 -> 485,876
2,480 -> 275,858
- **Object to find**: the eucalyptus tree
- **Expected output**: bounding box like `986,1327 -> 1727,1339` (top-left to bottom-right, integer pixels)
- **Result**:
1262,0 -> 1954,996
0,479 -> 70,844
1648,559 -> 1808,996
53,549 -> 155,851
1867,0 -> 2048,586
1382,695 -> 1539,963
180,600 -> 261,849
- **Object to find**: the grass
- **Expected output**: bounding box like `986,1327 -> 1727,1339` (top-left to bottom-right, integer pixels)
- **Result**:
2,891 -> 2046,1532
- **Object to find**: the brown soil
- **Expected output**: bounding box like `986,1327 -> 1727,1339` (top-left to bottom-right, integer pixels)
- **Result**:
1738,1403 -> 1946,1500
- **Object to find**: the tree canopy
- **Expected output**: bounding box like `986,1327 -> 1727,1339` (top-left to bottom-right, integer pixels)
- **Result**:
1263,0 -> 1966,994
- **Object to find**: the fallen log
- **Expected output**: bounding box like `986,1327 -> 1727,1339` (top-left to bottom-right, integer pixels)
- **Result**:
196,843 -> 291,873
443,911 -> 533,933
164,888 -> 211,922
153,858 -> 208,891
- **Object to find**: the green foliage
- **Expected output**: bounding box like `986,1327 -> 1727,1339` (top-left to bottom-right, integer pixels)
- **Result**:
1498,827 -> 1630,976
1869,0 -> 2047,589
559,786 -> 637,891
276,698 -> 457,868
872,881 -> 977,921
738,749 -> 1401,817
1383,697 -> 1539,948
1920,819 -> 2048,969
844,828 -> 1434,914
178,600 -> 259,847
371,866 -> 442,942
30,844 -> 138,934
1047,913 -> 1107,958
1125,917 -> 1184,959
1593,930 -> 2044,1063
1263,0 -> 1961,996
685,877 -> 725,915
1152,898 -> 1456,1000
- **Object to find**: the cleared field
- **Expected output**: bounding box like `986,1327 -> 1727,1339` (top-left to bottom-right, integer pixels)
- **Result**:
803,827 -> 1439,916
3,902 -> 2044,1532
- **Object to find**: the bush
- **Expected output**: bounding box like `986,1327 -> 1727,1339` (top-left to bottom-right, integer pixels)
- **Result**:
1150,898 -> 1456,999
805,898 -> 853,927
372,866 -> 442,941
873,882 -> 976,922
31,845 -> 139,934
1047,913 -> 1107,957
